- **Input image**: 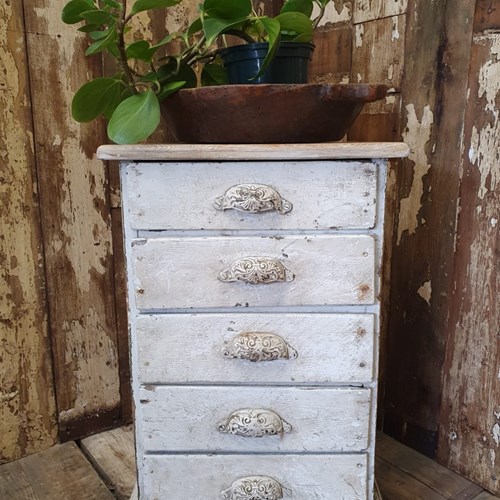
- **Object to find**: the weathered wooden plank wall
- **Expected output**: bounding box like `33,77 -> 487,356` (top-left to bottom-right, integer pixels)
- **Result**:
3,0 -> 499,493
0,1 -> 58,463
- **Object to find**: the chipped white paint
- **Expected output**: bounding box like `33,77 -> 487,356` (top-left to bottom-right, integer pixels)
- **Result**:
491,218 -> 498,227
388,64 -> 394,81
449,431 -> 458,441
417,280 -> 432,305
391,16 -> 400,40
492,423 -> 500,447
313,1 -> 352,25
355,24 -> 364,47
353,0 -> 408,24
397,104 -> 434,244
341,74 -> 350,84
476,34 -> 500,119
490,449 -> 496,468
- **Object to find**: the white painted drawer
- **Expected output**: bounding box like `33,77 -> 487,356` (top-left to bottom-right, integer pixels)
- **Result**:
141,454 -> 368,499
136,313 -> 375,384
123,161 -> 378,230
140,386 -> 371,453
131,235 -> 376,309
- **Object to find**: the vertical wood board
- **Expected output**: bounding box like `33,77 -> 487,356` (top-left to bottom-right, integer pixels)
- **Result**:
353,0 -> 408,24
438,32 -> 500,494
23,0 -> 121,440
351,15 -> 406,90
0,1 -> 57,463
383,0 -> 476,456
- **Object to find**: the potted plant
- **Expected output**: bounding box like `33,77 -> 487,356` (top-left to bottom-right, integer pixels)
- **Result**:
62,0 -> 336,144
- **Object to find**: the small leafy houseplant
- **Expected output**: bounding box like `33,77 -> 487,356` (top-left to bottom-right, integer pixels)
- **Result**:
62,0 -> 333,144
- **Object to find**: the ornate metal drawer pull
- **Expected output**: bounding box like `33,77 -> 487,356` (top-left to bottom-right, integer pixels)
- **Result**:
214,183 -> 293,214
220,476 -> 290,500
218,408 -> 292,438
218,257 -> 295,285
222,332 -> 298,362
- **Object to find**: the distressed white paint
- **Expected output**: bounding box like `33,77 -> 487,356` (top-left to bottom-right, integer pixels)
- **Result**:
136,313 -> 375,384
355,24 -> 364,47
397,104 -> 434,244
312,1 -> 352,24
142,454 -> 368,499
353,0 -> 408,24
131,235 -> 376,309
124,161 -> 378,231
140,386 -> 371,452
117,151 -> 399,499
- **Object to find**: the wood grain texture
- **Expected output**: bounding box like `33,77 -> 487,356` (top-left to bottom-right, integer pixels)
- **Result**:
473,0 -> 500,33
437,33 -> 500,494
377,433 -> 482,498
139,386 -> 371,452
353,0 -> 408,24
383,0 -> 476,457
0,442 -> 114,499
141,454 -> 368,499
131,235 -> 376,309
352,15 -> 406,90
135,313 -> 375,384
97,142 -> 410,160
124,161 -> 378,230
80,426 -> 136,500
0,0 -> 57,462
23,0 -> 121,440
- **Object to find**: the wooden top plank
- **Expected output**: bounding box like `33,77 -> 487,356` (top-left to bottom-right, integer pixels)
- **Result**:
96,142 -> 410,161
0,442 -> 114,500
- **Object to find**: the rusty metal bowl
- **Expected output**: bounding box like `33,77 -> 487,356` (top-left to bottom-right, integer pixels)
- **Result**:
161,83 -> 387,144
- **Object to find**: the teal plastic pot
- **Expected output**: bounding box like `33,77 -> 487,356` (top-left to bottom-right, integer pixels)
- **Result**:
220,42 -> 314,84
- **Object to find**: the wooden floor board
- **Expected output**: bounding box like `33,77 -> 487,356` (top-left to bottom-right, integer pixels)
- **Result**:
376,432 -> 483,498
79,425 -> 136,500
0,442 -> 114,500
2,429 -> 498,499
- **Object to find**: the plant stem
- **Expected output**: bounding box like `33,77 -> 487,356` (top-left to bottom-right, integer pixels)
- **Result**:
117,0 -> 137,93
313,1 -> 327,29
225,29 -> 256,44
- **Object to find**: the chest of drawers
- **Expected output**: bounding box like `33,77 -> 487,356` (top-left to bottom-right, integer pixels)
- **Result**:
97,143 -> 408,500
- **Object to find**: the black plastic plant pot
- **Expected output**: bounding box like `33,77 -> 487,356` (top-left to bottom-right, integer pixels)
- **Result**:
220,42 -> 315,84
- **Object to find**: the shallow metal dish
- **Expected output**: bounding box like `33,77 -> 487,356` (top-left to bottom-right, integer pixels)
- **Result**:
161,83 -> 387,144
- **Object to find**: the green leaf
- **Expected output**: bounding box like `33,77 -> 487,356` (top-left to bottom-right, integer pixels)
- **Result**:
71,77 -> 123,122
150,32 -> 179,50
108,90 -> 160,144
280,0 -> 313,17
126,40 -> 155,62
254,17 -> 281,78
187,17 -> 203,36
157,80 -> 186,101
203,17 -> 246,45
201,62 -> 228,86
62,0 -> 95,24
80,9 -> 114,24
85,24 -> 117,55
89,29 -> 111,40
203,0 -> 252,21
131,0 -> 182,15
275,12 -> 313,39
78,23 -> 100,32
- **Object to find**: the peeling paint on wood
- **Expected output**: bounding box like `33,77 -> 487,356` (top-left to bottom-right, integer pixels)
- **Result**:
353,0 -> 408,24
22,0 -> 121,440
0,1 -> 57,462
397,104 -> 434,244
438,32 -> 500,495
351,15 -> 406,90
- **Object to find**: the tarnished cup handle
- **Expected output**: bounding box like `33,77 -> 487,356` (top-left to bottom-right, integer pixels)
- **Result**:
220,476 -> 291,500
214,183 -> 293,214
218,257 -> 295,285
217,408 -> 292,438
222,332 -> 298,362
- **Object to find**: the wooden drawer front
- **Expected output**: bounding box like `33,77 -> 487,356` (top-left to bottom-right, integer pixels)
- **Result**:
123,161 -> 377,230
140,386 -> 371,453
136,313 -> 375,384
132,235 -> 375,309
142,454 -> 368,499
